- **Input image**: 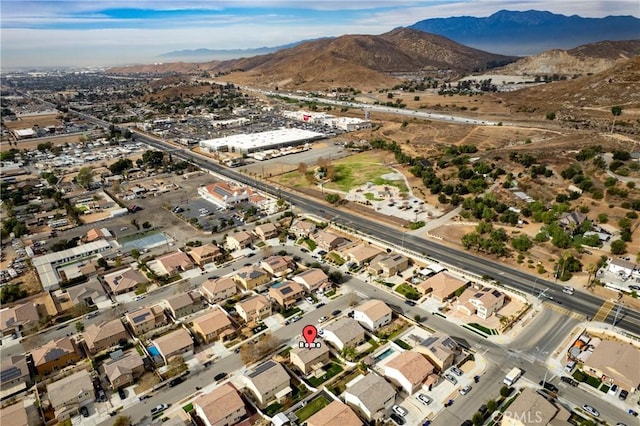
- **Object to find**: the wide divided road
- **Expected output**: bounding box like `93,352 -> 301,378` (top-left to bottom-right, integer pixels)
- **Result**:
70,109 -> 640,336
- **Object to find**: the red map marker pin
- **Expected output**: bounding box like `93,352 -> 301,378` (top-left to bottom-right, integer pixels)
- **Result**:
302,324 -> 318,346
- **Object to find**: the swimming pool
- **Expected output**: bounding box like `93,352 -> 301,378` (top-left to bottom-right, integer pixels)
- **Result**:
120,233 -> 169,251
374,348 -> 395,362
147,346 -> 160,357
271,281 -> 283,288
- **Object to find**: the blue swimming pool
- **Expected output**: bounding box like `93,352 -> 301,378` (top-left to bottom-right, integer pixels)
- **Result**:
271,281 -> 283,288
374,348 -> 395,362
147,346 -> 160,357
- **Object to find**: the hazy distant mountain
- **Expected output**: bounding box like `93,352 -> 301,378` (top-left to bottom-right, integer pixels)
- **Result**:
158,38 -> 333,61
408,10 -> 640,55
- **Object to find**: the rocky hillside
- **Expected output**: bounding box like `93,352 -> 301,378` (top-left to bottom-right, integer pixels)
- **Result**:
499,40 -> 640,76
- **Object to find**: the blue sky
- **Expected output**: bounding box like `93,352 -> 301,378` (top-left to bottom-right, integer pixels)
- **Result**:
1,1 -> 638,68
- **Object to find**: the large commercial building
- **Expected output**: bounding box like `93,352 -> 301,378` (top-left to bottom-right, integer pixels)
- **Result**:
199,128 -> 325,154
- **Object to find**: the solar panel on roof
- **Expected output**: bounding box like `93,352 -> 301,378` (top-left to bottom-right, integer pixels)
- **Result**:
0,366 -> 22,382
248,360 -> 275,378
132,314 -> 148,323
281,287 -> 292,295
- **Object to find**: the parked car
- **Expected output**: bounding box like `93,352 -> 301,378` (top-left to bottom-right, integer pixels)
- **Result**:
214,372 -> 227,381
150,404 -> 169,415
444,373 -> 458,385
404,300 -> 416,306
79,406 -> 89,417
118,388 -> 126,399
582,404 -> 600,417
168,377 -> 183,387
316,303 -> 326,308
305,296 -> 314,304
450,366 -> 463,377
331,310 -> 342,316
608,384 -> 619,396
619,389 -> 629,400
390,413 -> 406,425
392,405 -> 408,417
417,393 -> 433,405
318,316 -> 327,323
459,385 -> 472,395
560,376 -> 579,387
539,381 -> 559,393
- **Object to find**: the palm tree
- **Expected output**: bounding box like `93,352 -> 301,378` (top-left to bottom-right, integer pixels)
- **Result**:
586,263 -> 598,289
611,106 -> 623,133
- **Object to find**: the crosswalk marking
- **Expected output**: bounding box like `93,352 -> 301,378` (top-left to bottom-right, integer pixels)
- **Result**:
592,300 -> 615,322
542,302 -> 586,320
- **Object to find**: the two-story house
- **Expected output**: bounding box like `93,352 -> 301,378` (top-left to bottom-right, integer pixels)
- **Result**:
226,231 -> 254,251
292,268 -> 332,294
46,369 -> 93,421
289,344 -> 330,375
188,243 -> 224,267
254,223 -> 280,241
104,351 -> 145,389
268,281 -> 305,309
200,277 -> 238,304
32,337 -> 82,376
353,300 -> 392,331
194,383 -> 247,426
236,295 -> 271,323
260,255 -> 295,277
164,290 -> 205,319
151,328 -> 194,365
125,305 -> 167,336
384,351 -> 436,394
232,266 -> 270,290
190,308 -> 235,344
244,361 -> 291,408
344,373 -> 395,421
83,319 -> 129,354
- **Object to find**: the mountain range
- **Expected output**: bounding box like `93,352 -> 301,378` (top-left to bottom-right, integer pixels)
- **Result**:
408,10 -> 640,55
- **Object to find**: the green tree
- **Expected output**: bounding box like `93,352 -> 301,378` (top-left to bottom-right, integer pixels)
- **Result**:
511,235 -> 532,252
611,239 -> 627,255
76,167 -> 93,189
112,415 -> 132,426
142,221 -> 152,229
131,249 -> 141,260
96,258 -> 109,269
109,158 -> 133,175
325,193 -> 341,204
75,321 -> 85,333
0,284 -> 28,303
142,150 -> 164,168
487,399 -> 498,412
546,111 -> 556,120
611,105 -> 623,132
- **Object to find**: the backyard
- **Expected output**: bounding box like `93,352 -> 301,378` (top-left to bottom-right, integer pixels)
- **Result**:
294,395 -> 331,422
306,362 -> 344,387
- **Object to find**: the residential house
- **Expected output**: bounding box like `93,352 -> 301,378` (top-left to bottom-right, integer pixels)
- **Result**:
0,401 -> 40,426
289,344 -> 330,375
353,300 -> 392,331
344,373 -> 395,421
64,280 -> 108,307
415,332 -> 459,371
194,383 -> 247,426
582,340 -> 640,392
457,286 -> 506,319
323,318 -> 366,351
32,337 -> 82,376
0,355 -> 32,400
269,281 -> 305,309
103,267 -> 148,295
164,290 -> 205,319
290,219 -> 317,238
502,387 -> 572,426
254,222 -> 280,241
292,268 -> 332,293
232,265 -> 270,290
155,251 -> 194,277
244,360 -> 291,408
608,258 -> 636,278
85,227 -> 112,243
104,351 -> 145,389
260,255 -> 295,277
191,308 -> 235,344
384,351 -> 436,394
416,272 -> 469,302
0,302 -> 40,336
306,400 -> 363,426
236,295 -> 272,323
152,328 -> 194,364
367,253 -> 409,278
47,369 -> 93,421
312,230 -> 350,252
200,277 -> 238,304
226,231 -> 254,251
125,305 -> 167,336
558,211 -> 588,232
343,244 -> 383,267
83,319 -> 129,354
188,244 -> 224,267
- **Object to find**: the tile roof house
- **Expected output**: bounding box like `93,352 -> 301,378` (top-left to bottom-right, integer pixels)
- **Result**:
312,230 -> 350,252
125,305 -> 167,336
236,295 -> 272,323
306,400 -> 363,426
200,277 -> 238,304
323,318 -> 366,351
343,244 -> 383,267
244,360 -> 291,407
582,340 -> 640,392
164,290 -> 205,319
289,343 -> 331,375
254,222 -> 280,241
268,281 -> 305,308
0,401 -> 38,426
456,286 -> 506,319
188,244 -> 224,267
194,383 -> 247,426
85,227 -> 111,243
0,302 -> 40,336
190,308 -> 235,344
260,255 -> 295,276
198,182 -> 251,208
367,253 -> 409,278
103,267 -> 149,295
104,351 -> 145,389
64,280 -> 108,307
290,219 -> 317,237
32,337 -> 82,376
47,369 -> 93,421
232,265 -> 270,290
416,271 -> 469,302
344,373 -> 395,421
83,318 -> 129,354
502,387 -> 571,426
415,332 -> 460,371
0,355 -> 32,400
384,351 -> 436,394
155,251 -> 194,277
226,231 -> 254,251
353,300 -> 392,331
292,268 -> 332,293
152,328 -> 194,365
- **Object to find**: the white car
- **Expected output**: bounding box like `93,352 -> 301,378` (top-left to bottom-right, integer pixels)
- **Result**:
450,366 -> 463,377
392,405 -> 408,417
318,316 -> 327,323
150,404 -> 169,415
562,286 -> 575,295
417,393 -> 432,405
305,297 -> 314,304
444,373 -> 458,385
582,404 -> 600,417
459,385 -> 472,395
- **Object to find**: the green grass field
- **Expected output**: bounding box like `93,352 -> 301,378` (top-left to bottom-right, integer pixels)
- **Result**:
295,395 -> 330,422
